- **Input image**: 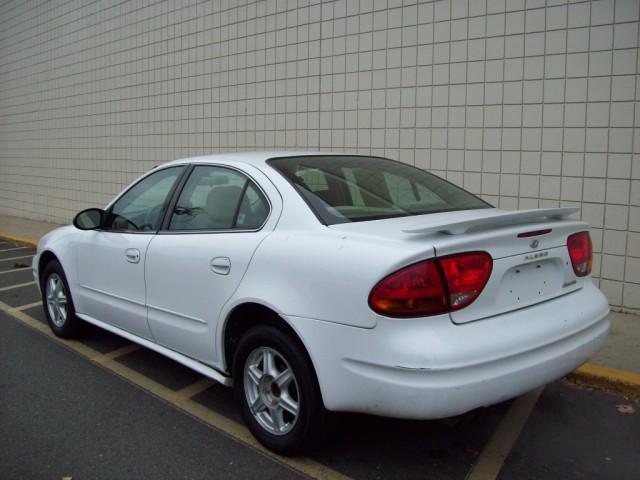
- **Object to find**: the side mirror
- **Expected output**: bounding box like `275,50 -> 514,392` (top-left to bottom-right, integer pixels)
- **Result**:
73,208 -> 104,230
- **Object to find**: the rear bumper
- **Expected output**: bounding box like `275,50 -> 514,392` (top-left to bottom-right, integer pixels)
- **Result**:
287,281 -> 609,419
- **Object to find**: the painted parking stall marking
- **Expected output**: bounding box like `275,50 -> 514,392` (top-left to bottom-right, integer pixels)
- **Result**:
0,254 -> 33,263
0,236 -> 637,479
0,246 -> 33,254
0,281 -> 35,292
0,252 -> 351,480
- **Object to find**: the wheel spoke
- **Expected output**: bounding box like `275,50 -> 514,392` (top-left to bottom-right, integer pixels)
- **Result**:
247,365 -> 262,385
270,407 -> 285,432
48,277 -> 57,297
279,392 -> 299,416
275,368 -> 293,389
249,396 -> 266,415
262,349 -> 276,377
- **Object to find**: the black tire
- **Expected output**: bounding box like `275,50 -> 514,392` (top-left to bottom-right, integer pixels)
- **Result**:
233,325 -> 327,455
41,260 -> 82,338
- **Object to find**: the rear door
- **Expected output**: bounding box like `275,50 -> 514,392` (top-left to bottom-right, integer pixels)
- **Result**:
145,163 -> 278,364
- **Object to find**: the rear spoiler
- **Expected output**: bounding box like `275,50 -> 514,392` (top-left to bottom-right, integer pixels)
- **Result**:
402,208 -> 579,235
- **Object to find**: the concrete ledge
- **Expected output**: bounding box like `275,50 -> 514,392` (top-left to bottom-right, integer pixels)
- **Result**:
567,364 -> 640,399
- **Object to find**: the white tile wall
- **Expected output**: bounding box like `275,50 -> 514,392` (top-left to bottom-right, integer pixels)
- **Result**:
0,0 -> 638,311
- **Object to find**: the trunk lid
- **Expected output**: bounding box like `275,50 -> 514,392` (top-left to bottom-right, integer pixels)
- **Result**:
330,208 -> 588,324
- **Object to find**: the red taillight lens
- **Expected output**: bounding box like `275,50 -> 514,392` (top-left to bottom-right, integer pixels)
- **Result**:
369,252 -> 492,318
368,260 -> 448,317
439,252 -> 493,311
567,231 -> 592,277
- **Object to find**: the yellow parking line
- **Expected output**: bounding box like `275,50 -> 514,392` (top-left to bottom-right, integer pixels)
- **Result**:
0,267 -> 31,275
0,281 -> 35,292
16,301 -> 42,311
170,377 -> 216,401
0,254 -> 33,263
466,387 -> 543,480
92,343 -> 141,363
0,246 -> 32,253
0,300 -> 350,480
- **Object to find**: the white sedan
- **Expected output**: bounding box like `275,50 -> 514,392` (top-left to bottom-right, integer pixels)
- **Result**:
34,152 -> 609,454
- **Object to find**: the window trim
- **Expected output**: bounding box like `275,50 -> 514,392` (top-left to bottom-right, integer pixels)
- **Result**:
266,154 -> 492,226
101,165 -> 189,234
157,163 -> 273,235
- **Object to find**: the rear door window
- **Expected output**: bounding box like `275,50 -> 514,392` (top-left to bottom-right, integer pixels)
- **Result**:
168,166 -> 269,231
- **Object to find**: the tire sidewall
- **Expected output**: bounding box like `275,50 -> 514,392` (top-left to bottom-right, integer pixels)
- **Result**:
41,260 -> 79,338
233,325 -> 324,455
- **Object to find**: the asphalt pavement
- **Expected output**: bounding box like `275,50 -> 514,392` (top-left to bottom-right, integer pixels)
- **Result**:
1,240 -> 639,480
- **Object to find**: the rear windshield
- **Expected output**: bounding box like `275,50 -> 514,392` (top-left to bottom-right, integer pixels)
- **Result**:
268,155 -> 491,225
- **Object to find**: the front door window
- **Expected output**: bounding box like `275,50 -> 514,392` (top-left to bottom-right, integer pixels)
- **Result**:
105,166 -> 184,232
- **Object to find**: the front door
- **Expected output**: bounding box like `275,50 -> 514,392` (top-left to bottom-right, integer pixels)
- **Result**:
73,165 -> 186,339
145,164 -> 273,363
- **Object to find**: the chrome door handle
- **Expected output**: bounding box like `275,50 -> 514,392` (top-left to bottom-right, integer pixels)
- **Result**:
210,257 -> 231,275
125,248 -> 140,264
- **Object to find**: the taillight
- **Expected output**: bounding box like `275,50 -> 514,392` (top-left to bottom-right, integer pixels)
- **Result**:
369,252 -> 492,318
439,252 -> 493,311
368,260 -> 448,317
567,231 -> 592,277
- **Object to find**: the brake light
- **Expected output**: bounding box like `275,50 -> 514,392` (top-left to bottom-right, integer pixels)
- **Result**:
567,231 -> 592,277
368,260 -> 448,317
369,252 -> 492,318
439,252 -> 493,311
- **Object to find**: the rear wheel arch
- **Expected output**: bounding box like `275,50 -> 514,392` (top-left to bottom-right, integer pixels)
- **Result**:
222,303 -> 318,382
225,304 -> 331,453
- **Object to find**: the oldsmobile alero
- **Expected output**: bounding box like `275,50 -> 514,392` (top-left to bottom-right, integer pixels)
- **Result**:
33,152 -> 609,453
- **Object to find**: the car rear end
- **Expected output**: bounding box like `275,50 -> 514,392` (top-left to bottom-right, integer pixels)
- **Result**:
265,154 -> 609,419
297,212 -> 608,419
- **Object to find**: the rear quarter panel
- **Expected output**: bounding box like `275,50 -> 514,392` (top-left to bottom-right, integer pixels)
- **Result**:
229,228 -> 438,329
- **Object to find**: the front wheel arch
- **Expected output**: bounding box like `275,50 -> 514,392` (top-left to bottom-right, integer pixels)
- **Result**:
38,250 -> 60,286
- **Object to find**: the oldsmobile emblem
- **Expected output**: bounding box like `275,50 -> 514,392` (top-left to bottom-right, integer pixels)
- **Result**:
530,239 -> 540,249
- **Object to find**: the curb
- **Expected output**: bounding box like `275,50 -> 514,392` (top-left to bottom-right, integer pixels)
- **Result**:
0,233 -> 38,248
1,231 -> 639,398
567,363 -> 640,399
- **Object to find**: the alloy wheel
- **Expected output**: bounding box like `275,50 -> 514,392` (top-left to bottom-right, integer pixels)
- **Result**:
243,346 -> 300,435
46,273 -> 68,327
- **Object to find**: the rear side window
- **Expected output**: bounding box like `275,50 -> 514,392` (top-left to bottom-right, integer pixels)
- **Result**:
168,166 -> 269,231
268,156 -> 490,225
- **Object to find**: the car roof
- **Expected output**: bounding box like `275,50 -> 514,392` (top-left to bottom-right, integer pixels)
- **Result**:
158,151 -> 352,168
